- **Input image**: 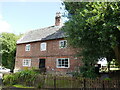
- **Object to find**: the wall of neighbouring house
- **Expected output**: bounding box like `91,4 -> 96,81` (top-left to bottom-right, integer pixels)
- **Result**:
14,38 -> 83,74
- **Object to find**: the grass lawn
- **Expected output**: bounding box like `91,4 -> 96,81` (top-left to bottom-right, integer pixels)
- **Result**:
12,84 -> 35,88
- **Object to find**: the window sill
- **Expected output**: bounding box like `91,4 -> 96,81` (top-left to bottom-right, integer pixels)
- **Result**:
59,47 -> 67,49
40,50 -> 46,51
23,66 -> 30,67
56,67 -> 69,69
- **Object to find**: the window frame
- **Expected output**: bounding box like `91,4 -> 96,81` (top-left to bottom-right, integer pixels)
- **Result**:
59,40 -> 67,49
56,58 -> 70,68
23,59 -> 31,67
40,42 -> 47,51
25,44 -> 31,51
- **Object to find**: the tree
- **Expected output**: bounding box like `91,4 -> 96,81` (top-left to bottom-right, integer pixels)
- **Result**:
0,32 -> 22,71
62,2 -> 120,78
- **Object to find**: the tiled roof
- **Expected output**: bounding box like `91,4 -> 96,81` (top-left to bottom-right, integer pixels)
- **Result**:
17,26 -> 65,44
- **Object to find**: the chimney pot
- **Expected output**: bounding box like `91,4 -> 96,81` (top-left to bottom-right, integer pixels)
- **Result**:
55,12 -> 61,26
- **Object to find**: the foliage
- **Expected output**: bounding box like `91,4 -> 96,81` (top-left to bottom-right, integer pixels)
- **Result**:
0,32 -> 22,70
62,2 -> 120,77
104,77 -> 111,81
110,59 -> 120,67
3,69 -> 39,86
3,74 -> 17,85
72,71 -> 81,77
14,69 -> 38,86
37,82 -> 44,89
80,65 -> 98,78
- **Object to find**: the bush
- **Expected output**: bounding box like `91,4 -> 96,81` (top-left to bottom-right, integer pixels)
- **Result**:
71,71 -> 81,77
3,74 -> 17,85
37,82 -> 44,89
3,69 -> 39,86
80,66 -> 98,78
15,69 -> 38,86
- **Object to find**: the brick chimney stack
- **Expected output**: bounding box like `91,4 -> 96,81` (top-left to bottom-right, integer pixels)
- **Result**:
55,12 -> 62,26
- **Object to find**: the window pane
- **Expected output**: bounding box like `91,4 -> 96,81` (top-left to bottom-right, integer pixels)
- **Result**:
57,58 -> 69,68
26,44 -> 30,51
41,43 -> 46,51
23,59 -> 31,67
65,59 -> 68,62
61,42 -> 63,46
58,64 -> 61,67
65,64 -> 68,67
63,41 -> 66,47
59,40 -> 67,48
23,61 -> 25,65
58,60 -> 61,65
65,61 -> 68,65
62,60 -> 64,65
26,60 -> 29,65
58,59 -> 61,62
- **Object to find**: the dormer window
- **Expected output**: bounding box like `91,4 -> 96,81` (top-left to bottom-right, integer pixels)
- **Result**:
25,44 -> 30,51
40,42 -> 47,51
59,40 -> 67,49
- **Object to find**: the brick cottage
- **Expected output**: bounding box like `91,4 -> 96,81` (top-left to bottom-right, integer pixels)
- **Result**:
14,12 -> 83,74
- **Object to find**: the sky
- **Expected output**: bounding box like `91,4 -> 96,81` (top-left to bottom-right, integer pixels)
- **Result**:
0,0 -> 65,34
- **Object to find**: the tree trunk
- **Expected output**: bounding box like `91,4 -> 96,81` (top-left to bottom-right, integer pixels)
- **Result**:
114,46 -> 120,65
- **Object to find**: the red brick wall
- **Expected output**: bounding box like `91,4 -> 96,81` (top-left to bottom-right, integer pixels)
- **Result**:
16,39 -> 77,57
15,38 -> 83,73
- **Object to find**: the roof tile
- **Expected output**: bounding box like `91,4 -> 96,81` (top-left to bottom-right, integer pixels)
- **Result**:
17,26 -> 65,44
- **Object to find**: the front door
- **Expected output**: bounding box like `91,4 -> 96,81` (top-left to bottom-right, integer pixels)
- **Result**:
39,59 -> 45,68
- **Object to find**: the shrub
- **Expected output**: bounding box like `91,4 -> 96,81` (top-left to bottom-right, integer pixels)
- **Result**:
37,82 -> 44,89
14,69 -> 38,86
3,69 -> 39,86
71,71 -> 81,77
3,74 -> 17,85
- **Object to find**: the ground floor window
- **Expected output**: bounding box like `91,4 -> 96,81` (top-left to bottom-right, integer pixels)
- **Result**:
56,58 -> 69,68
23,59 -> 31,67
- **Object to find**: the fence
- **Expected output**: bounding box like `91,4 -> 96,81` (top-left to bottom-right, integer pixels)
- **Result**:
32,75 -> 120,89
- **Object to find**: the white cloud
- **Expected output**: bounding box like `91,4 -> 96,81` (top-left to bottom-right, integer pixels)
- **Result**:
0,14 -> 12,33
